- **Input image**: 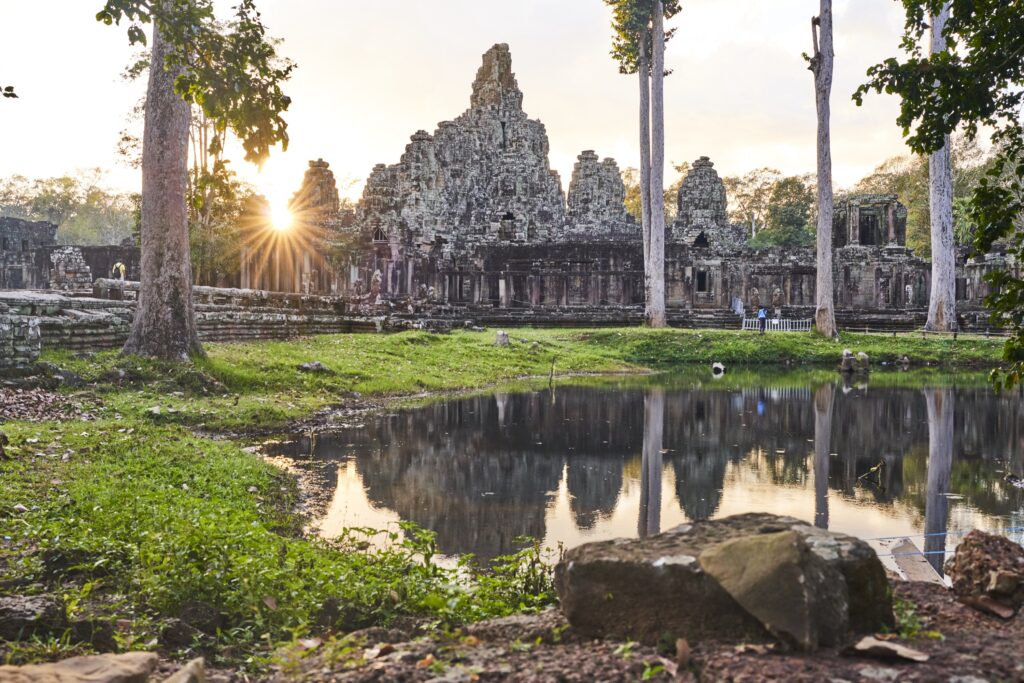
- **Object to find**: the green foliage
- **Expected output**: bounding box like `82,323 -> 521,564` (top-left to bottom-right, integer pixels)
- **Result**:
746,175 -> 815,249
856,0 -> 1024,387
97,0 -> 295,166
723,168 -> 782,238
0,171 -> 138,246
0,419 -> 560,664
889,597 -> 943,641
622,163 -> 688,224
41,328 -> 1001,433
604,0 -> 682,75
851,137 -> 994,256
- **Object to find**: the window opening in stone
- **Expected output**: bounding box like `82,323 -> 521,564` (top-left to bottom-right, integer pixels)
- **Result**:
696,270 -> 708,293
500,121 -> 507,149
693,231 -> 709,248
372,228 -> 387,243
1,238 -> 8,251
859,211 -> 880,245
21,239 -> 28,252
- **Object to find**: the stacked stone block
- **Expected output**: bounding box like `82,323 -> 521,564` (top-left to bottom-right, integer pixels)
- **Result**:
0,315 -> 41,369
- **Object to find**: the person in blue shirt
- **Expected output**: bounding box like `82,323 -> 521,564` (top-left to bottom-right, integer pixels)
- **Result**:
757,307 -> 767,335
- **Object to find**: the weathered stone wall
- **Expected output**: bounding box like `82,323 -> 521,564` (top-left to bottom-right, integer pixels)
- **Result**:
0,286 -> 389,360
1,217 -> 58,289
563,151 -> 637,240
672,156 -> 742,249
0,314 -> 41,369
354,44 -> 568,255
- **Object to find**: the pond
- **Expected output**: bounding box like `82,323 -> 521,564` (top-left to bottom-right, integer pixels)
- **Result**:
265,370 -> 1024,573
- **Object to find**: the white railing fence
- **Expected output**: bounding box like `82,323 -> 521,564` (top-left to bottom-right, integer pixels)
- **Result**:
741,317 -> 814,332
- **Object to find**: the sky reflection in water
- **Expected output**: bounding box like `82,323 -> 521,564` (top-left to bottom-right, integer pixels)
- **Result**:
266,371 -> 1024,571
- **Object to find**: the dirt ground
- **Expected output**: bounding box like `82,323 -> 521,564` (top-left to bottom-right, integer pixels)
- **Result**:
261,582 -> 1020,683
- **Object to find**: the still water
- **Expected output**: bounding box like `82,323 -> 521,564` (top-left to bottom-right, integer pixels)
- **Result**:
266,371 -> 1024,571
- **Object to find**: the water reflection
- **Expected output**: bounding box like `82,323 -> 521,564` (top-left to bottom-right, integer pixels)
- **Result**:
267,373 -> 1024,562
924,388 -> 954,574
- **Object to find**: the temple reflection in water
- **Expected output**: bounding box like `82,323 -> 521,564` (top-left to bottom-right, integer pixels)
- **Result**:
268,375 -> 1024,564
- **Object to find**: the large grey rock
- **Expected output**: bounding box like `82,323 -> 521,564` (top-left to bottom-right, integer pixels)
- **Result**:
554,513 -> 892,650
699,530 -> 845,650
0,652 -> 157,682
0,595 -> 65,640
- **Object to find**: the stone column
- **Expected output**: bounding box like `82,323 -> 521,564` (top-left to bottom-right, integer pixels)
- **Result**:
887,204 -> 896,244
849,205 -> 860,245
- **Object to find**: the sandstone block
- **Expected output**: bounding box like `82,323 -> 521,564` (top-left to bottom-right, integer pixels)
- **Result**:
554,513 -> 892,651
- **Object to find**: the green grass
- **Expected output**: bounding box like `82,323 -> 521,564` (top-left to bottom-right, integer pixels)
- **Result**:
2,326 -> 1002,666
0,419 -> 558,667
40,328 -> 1003,431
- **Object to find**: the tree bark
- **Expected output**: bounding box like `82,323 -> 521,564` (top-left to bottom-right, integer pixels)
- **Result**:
123,17 -> 204,360
812,382 -> 835,529
638,387 -> 664,538
638,40 -> 653,308
647,1 -> 667,328
923,388 -> 953,575
926,3 -> 956,332
811,3 -> 838,338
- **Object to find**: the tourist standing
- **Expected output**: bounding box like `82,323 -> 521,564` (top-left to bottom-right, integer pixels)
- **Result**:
757,306 -> 767,335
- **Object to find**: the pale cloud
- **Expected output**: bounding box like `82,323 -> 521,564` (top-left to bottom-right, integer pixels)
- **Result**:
0,0 -> 915,210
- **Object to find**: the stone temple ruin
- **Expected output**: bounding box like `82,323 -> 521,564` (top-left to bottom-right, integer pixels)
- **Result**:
237,43 -> 1006,330
1,43 -> 1014,342
0,217 -> 139,292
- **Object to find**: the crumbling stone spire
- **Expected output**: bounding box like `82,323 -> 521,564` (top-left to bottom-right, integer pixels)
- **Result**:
470,43 -> 523,110
291,159 -> 340,217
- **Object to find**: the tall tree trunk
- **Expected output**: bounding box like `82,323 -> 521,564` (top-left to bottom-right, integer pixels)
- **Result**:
638,40 -> 652,309
923,388 -> 953,575
647,1 -> 667,328
812,382 -> 835,529
122,18 -> 204,360
811,3 -> 837,338
638,388 -> 664,538
926,3 -> 956,332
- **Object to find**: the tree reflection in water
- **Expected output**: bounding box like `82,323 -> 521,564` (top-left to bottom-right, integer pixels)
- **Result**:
265,375 -> 1023,562
924,388 -> 954,575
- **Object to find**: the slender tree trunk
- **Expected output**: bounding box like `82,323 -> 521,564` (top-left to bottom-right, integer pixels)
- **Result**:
122,18 -> 204,360
926,3 -> 956,332
638,40 -> 653,311
812,382 -> 835,529
811,3 -> 837,338
647,2 -> 667,328
923,388 -> 953,575
638,388 -> 664,538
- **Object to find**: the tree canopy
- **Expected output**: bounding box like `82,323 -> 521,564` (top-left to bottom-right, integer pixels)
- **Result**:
0,171 -> 139,246
98,0 -> 294,166
605,0 -> 681,75
856,0 -> 1024,387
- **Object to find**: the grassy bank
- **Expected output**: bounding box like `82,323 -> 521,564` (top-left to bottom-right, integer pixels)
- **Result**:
0,418 -> 556,667
41,328 -> 1004,431
0,327 -> 1005,668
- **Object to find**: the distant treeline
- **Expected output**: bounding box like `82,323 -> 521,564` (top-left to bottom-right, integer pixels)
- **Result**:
0,170 -> 139,247
622,136 -> 996,255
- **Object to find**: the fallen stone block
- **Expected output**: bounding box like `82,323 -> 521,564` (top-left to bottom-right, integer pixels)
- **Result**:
554,513 -> 892,651
0,652 -> 157,683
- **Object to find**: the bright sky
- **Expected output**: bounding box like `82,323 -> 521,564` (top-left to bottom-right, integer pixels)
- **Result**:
1,0 -> 912,213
